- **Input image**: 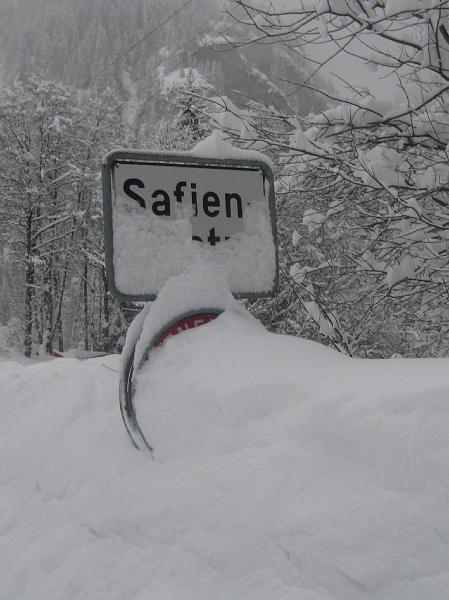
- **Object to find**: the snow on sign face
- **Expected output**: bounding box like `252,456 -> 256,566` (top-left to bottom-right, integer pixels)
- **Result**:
102,150 -> 278,301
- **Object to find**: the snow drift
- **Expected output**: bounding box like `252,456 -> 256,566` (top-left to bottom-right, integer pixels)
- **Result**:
1,309 -> 449,599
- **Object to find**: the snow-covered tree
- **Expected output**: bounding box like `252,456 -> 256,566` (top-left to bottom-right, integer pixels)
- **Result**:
0,79 -> 79,355
150,68 -> 213,151
227,0 -> 449,357
0,79 -> 125,356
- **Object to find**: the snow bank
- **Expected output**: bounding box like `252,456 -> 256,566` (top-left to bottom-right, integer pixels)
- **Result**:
131,264 -> 241,372
191,129 -> 274,170
2,317 -> 449,599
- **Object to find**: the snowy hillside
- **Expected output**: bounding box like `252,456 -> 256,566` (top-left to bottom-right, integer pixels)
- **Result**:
1,309 -> 449,599
0,0 -> 325,120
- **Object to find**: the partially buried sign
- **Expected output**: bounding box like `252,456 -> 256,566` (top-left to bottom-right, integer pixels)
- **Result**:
102,150 -> 278,301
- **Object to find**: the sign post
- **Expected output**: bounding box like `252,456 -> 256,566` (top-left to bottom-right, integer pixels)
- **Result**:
102,148 -> 278,451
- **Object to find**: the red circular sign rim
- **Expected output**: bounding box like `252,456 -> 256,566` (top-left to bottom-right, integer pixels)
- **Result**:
153,313 -> 220,348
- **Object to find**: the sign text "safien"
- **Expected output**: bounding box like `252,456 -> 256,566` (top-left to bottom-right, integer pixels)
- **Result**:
123,178 -> 244,244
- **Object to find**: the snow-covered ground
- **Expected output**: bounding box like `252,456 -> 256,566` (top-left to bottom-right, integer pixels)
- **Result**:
1,309 -> 449,599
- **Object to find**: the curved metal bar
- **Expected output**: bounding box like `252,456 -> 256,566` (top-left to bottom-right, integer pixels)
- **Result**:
119,347 -> 154,453
119,308 -> 223,452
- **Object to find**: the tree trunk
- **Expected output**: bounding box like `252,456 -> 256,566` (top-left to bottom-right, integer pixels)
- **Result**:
43,256 -> 53,354
23,210 -> 34,357
102,267 -> 110,352
83,255 -> 89,351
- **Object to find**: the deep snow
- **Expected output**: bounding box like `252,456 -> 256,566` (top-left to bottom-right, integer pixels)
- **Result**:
1,310 -> 449,599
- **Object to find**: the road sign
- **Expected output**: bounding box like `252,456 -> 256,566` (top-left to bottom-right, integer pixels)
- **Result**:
102,150 -> 278,301
153,313 -> 219,347
119,308 -> 223,452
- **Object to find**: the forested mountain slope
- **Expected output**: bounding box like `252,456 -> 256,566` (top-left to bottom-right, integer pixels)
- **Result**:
0,0 -> 324,127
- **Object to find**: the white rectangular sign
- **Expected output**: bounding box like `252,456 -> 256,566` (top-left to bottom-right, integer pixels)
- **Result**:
102,151 -> 278,301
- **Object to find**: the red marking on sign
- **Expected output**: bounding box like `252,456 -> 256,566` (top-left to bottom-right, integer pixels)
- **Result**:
154,313 -> 219,348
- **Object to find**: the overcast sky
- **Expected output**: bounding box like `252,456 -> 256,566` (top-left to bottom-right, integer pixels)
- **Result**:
306,37 -> 398,103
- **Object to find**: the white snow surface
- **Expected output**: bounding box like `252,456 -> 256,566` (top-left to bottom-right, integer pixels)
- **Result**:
2,313 -> 449,599
131,265 -> 240,372
191,130 -> 274,170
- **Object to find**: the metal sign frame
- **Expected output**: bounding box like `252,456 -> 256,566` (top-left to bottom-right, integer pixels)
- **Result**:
102,150 -> 279,302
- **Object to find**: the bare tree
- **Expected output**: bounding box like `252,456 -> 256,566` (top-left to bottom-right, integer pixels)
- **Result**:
0,80 -> 125,356
224,0 -> 449,356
